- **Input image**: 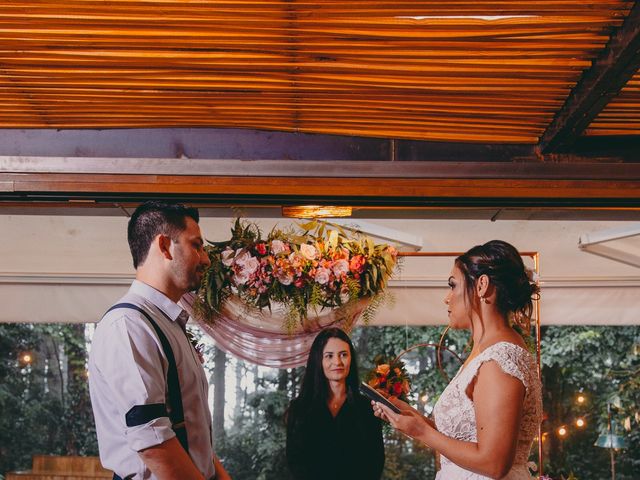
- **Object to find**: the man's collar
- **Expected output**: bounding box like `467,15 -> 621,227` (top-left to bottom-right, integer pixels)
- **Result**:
130,280 -> 183,322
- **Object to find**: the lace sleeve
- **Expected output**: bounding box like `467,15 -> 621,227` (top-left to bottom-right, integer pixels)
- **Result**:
470,342 -> 532,392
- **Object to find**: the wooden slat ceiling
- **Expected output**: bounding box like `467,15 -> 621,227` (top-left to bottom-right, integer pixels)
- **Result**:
585,69 -> 640,135
0,1 -> 634,143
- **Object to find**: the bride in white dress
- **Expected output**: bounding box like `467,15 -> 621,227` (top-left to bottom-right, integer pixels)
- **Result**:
373,240 -> 542,479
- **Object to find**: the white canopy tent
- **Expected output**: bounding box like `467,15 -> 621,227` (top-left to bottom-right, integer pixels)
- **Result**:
1,214 -> 639,326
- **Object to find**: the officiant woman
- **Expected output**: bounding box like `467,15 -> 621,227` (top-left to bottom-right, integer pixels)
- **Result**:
286,327 -> 384,480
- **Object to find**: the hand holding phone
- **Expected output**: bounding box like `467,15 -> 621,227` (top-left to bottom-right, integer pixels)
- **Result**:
360,382 -> 401,414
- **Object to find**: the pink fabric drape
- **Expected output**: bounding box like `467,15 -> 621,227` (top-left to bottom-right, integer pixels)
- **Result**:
180,292 -> 369,368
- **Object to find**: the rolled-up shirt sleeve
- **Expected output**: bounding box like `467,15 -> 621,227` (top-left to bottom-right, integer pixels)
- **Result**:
93,312 -> 176,452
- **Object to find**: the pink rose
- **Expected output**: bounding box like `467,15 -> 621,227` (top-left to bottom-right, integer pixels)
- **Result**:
275,269 -> 294,285
314,267 -> 331,285
233,269 -> 250,285
300,243 -> 318,260
332,259 -> 349,278
270,239 -> 287,255
221,248 -> 235,267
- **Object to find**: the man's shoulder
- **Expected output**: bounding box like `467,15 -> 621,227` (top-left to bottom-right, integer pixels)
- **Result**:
95,292 -> 161,339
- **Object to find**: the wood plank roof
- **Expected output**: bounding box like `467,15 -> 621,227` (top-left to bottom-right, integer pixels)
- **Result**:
586,70 -> 640,135
0,0 -> 637,144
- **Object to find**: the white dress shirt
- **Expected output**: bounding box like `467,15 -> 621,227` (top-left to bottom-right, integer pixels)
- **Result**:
89,280 -> 215,479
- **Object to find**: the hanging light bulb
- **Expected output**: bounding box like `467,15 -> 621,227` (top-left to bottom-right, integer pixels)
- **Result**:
557,426 -> 568,437
576,393 -> 586,405
19,351 -> 34,366
575,418 -> 586,428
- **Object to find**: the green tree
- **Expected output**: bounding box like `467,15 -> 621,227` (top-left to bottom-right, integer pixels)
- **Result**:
0,323 -> 97,477
540,325 -> 640,479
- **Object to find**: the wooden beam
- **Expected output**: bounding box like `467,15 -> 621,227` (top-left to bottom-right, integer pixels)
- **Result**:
1,173 -> 639,208
538,2 -> 640,153
3,156 -> 640,180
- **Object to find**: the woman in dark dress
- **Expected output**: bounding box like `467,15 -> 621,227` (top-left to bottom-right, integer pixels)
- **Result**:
286,328 -> 385,480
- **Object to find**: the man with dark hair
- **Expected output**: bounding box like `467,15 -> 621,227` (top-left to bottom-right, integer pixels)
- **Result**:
89,201 -> 232,480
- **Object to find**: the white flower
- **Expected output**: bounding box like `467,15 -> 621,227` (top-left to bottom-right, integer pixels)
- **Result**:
314,267 -> 331,285
332,259 -> 349,277
234,250 -> 259,274
221,248 -> 235,267
300,243 -> 317,260
245,256 -> 260,274
233,270 -> 250,285
270,239 -> 287,255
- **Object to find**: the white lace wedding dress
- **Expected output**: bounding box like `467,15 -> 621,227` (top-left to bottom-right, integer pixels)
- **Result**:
432,342 -> 542,479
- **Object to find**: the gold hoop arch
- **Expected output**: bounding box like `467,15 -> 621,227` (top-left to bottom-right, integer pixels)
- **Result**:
397,250 -> 544,476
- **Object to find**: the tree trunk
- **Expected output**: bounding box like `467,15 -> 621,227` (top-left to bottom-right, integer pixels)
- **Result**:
233,358 -> 245,429
277,368 -> 289,392
544,363 -> 566,473
63,324 -> 90,455
212,345 -> 227,444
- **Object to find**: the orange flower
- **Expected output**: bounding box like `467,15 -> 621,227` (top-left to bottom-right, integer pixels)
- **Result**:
376,364 -> 390,376
349,255 -> 366,274
402,380 -> 410,395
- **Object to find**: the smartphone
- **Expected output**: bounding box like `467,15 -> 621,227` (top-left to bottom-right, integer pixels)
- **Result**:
360,382 -> 402,414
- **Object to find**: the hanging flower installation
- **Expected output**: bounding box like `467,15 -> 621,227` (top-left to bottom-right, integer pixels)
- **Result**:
194,219 -> 398,333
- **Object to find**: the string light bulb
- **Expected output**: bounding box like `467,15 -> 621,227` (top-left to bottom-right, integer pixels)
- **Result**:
576,394 -> 586,405
557,426 -> 568,437
576,418 -> 586,428
19,352 -> 34,366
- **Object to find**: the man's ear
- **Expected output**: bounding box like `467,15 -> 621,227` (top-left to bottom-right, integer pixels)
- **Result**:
158,234 -> 173,260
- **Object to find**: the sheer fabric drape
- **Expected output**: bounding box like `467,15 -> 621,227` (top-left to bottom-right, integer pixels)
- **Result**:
181,292 -> 369,368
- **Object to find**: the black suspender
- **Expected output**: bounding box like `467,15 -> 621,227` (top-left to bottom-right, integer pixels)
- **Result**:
105,302 -> 189,453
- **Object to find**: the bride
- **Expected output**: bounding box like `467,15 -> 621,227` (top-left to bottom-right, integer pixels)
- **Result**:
373,240 -> 542,479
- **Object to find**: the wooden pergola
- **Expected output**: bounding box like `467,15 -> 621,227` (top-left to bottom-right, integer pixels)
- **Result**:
0,0 -> 639,213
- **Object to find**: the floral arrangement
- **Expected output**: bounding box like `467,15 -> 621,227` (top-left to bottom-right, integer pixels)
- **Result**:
195,218 -> 398,331
365,354 -> 411,401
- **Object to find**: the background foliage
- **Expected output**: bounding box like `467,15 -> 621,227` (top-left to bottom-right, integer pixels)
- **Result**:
1,323 -> 638,480
0,323 -> 97,478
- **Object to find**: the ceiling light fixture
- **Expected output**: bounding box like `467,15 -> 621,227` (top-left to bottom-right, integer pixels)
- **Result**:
281,205 -> 352,219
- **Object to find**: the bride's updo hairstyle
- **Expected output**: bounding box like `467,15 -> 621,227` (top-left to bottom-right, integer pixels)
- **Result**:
455,240 -> 540,333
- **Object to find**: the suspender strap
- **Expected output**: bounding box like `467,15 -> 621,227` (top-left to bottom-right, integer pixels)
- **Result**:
106,302 -> 189,453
